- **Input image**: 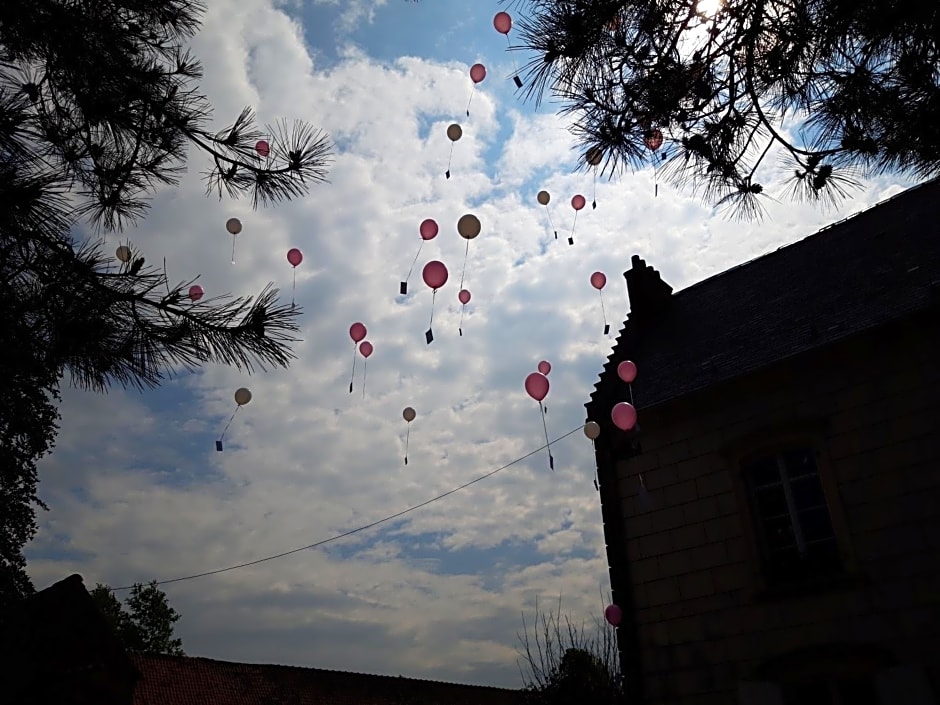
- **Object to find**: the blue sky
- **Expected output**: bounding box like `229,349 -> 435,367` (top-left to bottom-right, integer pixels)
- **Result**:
25,0 -> 914,689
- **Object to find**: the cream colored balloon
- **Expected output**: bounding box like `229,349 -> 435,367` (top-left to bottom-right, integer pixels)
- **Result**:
226,218 -> 242,235
403,407 -> 416,423
584,421 -> 601,440
234,387 -> 252,406
446,123 -> 463,142
457,213 -> 481,240
537,190 -> 550,206
115,245 -> 131,263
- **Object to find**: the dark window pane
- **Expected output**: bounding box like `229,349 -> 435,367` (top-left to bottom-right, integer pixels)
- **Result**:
745,455 -> 780,487
783,448 -> 818,479
790,475 -> 827,511
755,486 -> 788,518
763,514 -> 797,552
799,506 -> 836,543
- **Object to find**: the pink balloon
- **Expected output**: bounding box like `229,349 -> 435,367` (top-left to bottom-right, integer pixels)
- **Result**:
605,604 -> 623,627
422,260 -> 448,290
470,63 -> 486,83
590,271 -> 607,290
538,360 -> 551,375
524,372 -> 549,402
255,140 -> 270,157
359,341 -> 374,358
188,285 -> 204,302
458,289 -> 471,304
420,219 -> 439,240
494,11 -> 512,34
572,194 -> 586,210
617,360 -> 637,383
611,402 -> 637,431
350,322 -> 367,343
287,248 -> 303,267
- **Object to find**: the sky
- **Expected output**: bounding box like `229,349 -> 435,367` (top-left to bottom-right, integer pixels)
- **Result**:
25,0 -> 916,689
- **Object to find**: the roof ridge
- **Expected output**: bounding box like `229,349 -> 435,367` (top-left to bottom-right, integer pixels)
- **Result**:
129,652 -> 524,692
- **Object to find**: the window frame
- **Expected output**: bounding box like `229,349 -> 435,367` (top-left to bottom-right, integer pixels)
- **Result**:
721,420 -> 859,599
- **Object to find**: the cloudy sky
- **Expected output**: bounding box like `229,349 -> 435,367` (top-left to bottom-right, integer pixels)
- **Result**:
26,0 -> 914,689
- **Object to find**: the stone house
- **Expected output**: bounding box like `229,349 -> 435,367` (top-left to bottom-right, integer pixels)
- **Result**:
586,179 -> 940,705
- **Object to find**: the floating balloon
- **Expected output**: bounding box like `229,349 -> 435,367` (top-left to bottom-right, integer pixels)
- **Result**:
457,214 -> 481,240
225,218 -> 242,262
401,219 -> 440,295
568,195 -> 586,245
612,402 -> 637,431
493,12 -> 523,87
525,372 -> 554,470
420,219 -> 439,240
538,360 -> 551,375
423,261 -> 448,289
617,360 -> 637,383
255,140 -> 270,158
458,288 -> 471,336
348,322 -> 367,393
467,63 -> 486,116
188,285 -> 204,302
591,272 -> 610,334
422,261 -> 448,344
403,407 -> 416,464
359,341 -> 374,398
525,372 -> 549,402
537,190 -> 557,239
287,248 -> 303,306
217,387 -> 252,451
584,421 -> 601,440
445,124 -> 462,179
645,129 -> 664,197
115,245 -> 131,263
605,604 -> 623,627
586,147 -> 604,209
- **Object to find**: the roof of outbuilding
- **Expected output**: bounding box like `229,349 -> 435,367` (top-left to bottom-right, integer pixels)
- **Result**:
129,652 -> 529,705
587,178 -> 940,416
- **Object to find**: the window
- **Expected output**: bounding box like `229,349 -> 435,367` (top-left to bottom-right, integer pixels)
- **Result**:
742,448 -> 841,583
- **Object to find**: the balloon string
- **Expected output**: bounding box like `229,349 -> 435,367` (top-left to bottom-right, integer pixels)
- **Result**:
593,171 -> 597,208
231,234 -> 236,264
466,88 -> 474,117
292,267 -> 296,307
404,241 -> 424,286
447,143 -> 454,171
506,35 -> 521,85
349,345 -> 357,393
570,211 -> 578,243
592,438 -> 600,491
459,239 -> 470,290
428,288 -> 437,329
599,289 -> 608,327
628,383 -> 635,406
404,424 -> 411,465
459,304 -> 465,335
362,359 -> 368,399
539,401 -> 554,470
544,205 -> 557,239
218,405 -> 240,443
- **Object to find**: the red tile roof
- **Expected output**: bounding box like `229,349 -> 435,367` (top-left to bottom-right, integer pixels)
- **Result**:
129,652 -> 529,705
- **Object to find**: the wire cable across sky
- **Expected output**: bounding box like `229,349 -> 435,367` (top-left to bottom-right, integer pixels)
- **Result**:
111,424 -> 585,591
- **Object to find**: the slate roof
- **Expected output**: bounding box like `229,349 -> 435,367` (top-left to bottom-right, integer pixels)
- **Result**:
129,652 -> 529,705
588,178 -> 940,416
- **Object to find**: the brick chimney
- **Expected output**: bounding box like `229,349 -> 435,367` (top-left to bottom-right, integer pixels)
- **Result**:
625,255 -> 673,319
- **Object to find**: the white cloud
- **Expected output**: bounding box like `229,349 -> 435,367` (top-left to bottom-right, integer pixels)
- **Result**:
25,0 -> 914,690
